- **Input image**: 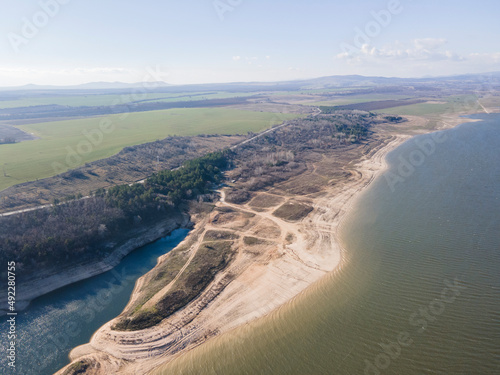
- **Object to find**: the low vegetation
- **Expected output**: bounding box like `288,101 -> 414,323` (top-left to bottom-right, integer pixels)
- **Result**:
273,202 -> 313,221
63,360 -> 92,375
225,189 -> 252,204
227,111 -> 380,194
203,230 -> 239,241
113,240 -> 234,331
132,246 -> 191,313
243,236 -> 268,246
319,99 -> 425,112
248,194 -> 284,208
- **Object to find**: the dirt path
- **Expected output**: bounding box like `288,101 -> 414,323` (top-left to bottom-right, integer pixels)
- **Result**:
56,114 -> 465,375
56,130 -> 405,375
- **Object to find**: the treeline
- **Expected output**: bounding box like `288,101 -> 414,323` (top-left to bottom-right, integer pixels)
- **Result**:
0,152 -> 230,277
96,151 -> 229,212
146,151 -> 229,203
319,99 -> 425,112
0,111 -> 381,278
0,137 -> 16,144
0,198 -> 126,272
0,96 -> 252,121
0,134 -> 232,213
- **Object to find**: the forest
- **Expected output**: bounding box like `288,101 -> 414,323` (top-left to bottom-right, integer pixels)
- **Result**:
0,152 -> 229,278
0,110 -> 383,280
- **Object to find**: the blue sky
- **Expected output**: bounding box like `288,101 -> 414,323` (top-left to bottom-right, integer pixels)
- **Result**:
0,0 -> 499,86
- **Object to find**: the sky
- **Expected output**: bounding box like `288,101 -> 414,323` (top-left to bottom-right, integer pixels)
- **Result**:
0,0 -> 499,86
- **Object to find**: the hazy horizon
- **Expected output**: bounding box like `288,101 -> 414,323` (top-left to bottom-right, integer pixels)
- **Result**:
2,70 -> 500,91
1,0 -> 499,87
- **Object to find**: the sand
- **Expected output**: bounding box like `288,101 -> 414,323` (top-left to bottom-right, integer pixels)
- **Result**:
54,112 -> 485,375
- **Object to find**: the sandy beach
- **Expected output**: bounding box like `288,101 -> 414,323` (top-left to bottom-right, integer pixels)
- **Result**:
54,111 -> 489,375
55,136 -> 409,374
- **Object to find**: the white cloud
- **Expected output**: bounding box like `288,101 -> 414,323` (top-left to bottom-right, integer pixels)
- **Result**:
333,38 -> 500,77
232,56 -> 241,61
468,52 -> 500,64
414,38 -> 447,50
337,38 -> 465,63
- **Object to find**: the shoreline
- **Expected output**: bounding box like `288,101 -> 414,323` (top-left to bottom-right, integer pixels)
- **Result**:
56,134 -> 410,375
55,111 -> 490,374
3,111 -> 491,317
0,215 -> 190,317
151,110 -> 500,375
149,133 -> 411,373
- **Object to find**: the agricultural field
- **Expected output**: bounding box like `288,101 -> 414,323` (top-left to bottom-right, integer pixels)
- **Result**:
144,92 -> 258,104
478,95 -> 500,108
324,99 -> 426,112
0,108 -> 297,190
306,93 -> 414,106
0,91 -> 257,109
371,95 -> 488,130
374,95 -> 482,116
0,93 -> 180,109
267,87 -> 372,96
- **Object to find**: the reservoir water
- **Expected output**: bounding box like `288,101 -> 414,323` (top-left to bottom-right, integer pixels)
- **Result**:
0,228 -> 189,375
154,114 -> 500,375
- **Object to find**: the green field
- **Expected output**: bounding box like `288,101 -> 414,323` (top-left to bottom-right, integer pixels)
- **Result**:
480,96 -> 500,108
141,92 -> 257,104
0,93 -> 179,108
371,95 -> 486,131
0,108 -> 297,190
306,94 -> 412,106
374,95 -> 481,116
268,87 -> 371,96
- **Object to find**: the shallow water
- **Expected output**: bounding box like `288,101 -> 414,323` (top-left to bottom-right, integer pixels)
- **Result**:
0,228 -> 189,375
155,114 -> 500,375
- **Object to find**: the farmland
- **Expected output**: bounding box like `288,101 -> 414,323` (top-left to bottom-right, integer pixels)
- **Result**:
306,93 -> 412,106
0,91 -> 257,109
0,108 -> 297,190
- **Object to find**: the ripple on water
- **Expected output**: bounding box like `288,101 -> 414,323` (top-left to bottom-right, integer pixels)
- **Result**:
154,115 -> 500,375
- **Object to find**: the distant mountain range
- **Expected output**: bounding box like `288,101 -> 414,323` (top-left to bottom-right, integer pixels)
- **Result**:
289,71 -> 500,88
1,72 -> 499,93
0,81 -> 171,91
